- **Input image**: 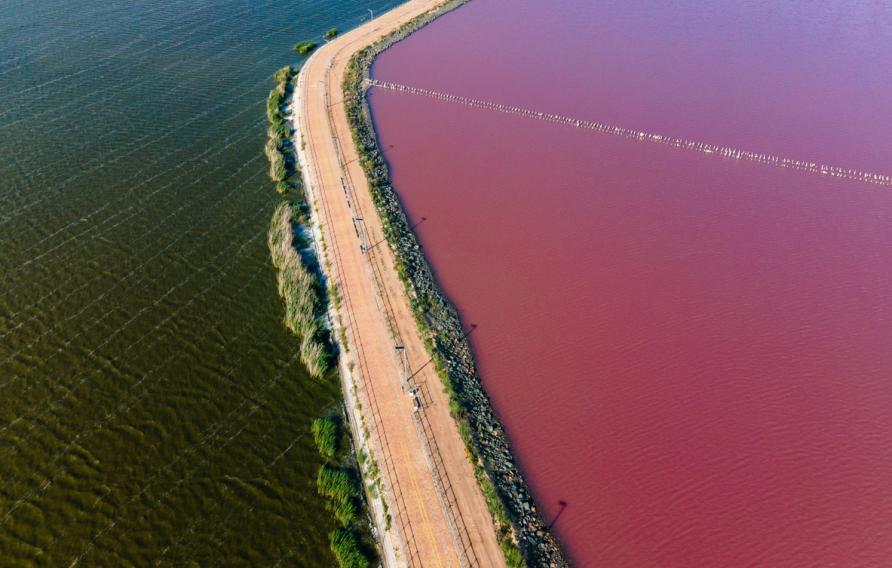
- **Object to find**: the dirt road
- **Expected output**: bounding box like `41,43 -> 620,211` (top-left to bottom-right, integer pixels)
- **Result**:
293,2 -> 506,567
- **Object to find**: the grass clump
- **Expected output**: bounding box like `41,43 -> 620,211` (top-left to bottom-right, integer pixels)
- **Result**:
324,28 -> 338,39
268,149 -> 287,182
300,332 -> 330,381
267,88 -> 285,124
502,539 -> 525,568
329,528 -> 368,568
316,466 -> 356,503
263,66 -> 331,378
317,465 -> 365,530
273,64 -> 293,84
330,494 -> 357,526
294,40 -> 318,55
268,120 -> 289,142
312,416 -> 340,460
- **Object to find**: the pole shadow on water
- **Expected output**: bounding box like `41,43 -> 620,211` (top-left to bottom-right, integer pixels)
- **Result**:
548,500 -> 568,530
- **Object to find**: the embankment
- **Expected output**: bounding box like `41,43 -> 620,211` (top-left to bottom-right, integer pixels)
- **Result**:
341,2 -> 568,565
290,49 -> 405,566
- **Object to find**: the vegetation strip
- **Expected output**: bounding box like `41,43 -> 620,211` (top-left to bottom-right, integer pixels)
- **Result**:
265,64 -> 375,568
266,66 -> 300,195
265,65 -> 332,380
340,1 -> 568,565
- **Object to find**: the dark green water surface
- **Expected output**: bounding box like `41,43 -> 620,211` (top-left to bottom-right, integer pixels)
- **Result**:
0,0 -> 398,564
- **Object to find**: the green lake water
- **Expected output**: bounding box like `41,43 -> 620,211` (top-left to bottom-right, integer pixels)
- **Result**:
0,0 -> 398,564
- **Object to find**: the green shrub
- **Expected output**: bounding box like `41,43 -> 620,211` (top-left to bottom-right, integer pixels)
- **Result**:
294,40 -> 318,55
324,28 -> 338,39
312,416 -> 340,460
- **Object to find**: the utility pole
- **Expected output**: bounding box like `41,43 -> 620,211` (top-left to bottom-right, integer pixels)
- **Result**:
364,217 -> 427,253
405,324 -> 477,383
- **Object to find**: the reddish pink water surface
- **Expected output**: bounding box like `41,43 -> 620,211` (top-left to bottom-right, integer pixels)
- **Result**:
369,1 -> 892,565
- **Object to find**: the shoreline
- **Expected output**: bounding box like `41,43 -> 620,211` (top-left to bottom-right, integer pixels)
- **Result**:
292,1 -> 566,565
291,60 -> 404,566
269,63 -> 378,564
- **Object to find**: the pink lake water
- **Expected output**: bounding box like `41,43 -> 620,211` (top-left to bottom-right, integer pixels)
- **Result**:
369,1 -> 892,565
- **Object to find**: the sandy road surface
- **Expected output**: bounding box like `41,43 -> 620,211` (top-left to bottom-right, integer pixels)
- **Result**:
294,2 -> 506,567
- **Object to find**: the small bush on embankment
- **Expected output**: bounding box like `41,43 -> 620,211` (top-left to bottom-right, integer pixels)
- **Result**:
339,2 -> 567,565
294,40 -> 318,55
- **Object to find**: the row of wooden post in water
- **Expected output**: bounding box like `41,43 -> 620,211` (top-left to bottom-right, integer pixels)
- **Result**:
365,79 -> 891,187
